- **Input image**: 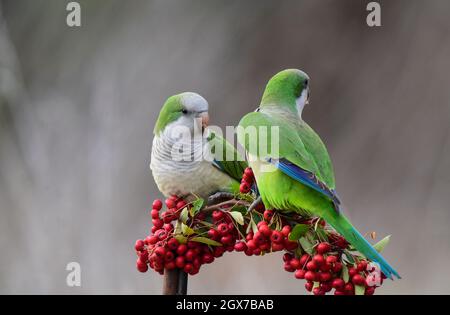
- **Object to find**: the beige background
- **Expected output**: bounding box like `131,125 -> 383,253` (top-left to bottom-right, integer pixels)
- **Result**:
1,0 -> 449,294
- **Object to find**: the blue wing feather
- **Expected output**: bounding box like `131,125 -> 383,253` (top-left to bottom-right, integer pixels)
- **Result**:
267,158 -> 341,212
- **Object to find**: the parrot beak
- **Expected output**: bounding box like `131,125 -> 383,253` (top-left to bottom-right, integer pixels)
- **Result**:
198,111 -> 209,133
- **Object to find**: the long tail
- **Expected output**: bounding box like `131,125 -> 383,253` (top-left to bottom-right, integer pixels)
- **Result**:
322,207 -> 401,280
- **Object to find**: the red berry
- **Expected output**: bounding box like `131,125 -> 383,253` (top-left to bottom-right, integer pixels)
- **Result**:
270,230 -> 283,244
295,269 -> 306,279
246,232 -> 254,241
134,239 -> 145,252
208,229 -> 220,240
164,223 -> 174,233
259,225 -> 272,238
332,278 -> 345,289
283,253 -> 293,262
305,281 -> 313,292
284,263 -> 295,272
313,254 -> 325,266
244,168 -> 254,178
284,239 -> 298,251
221,235 -> 233,245
253,232 -> 265,245
352,274 -> 366,286
176,244 -> 188,256
151,209 -> 160,219
165,199 -> 175,209
306,261 -> 318,271
304,271 -> 316,282
152,219 -> 164,229
271,242 -> 284,251
202,253 -> 214,264
332,262 -> 342,273
175,256 -> 185,268
239,182 -> 250,193
357,261 -> 368,272
289,258 -> 300,269
326,255 -> 338,264
165,251 -> 174,262
183,263 -> 193,273
165,261 -> 176,270
213,246 -> 225,257
176,200 -> 186,210
139,251 -> 149,262
334,289 -> 346,296
299,254 -> 310,267
281,225 -> 291,237
263,210 -> 274,221
246,240 -> 257,250
348,267 -> 358,278
365,287 -> 375,295
319,272 -> 332,282
152,199 -> 163,210
253,248 -> 261,255
136,259 -> 148,273
212,210 -> 224,222
146,235 -> 158,245
234,242 -> 247,252
167,238 -> 179,250
156,229 -> 167,240
320,263 -> 331,272
344,283 -> 354,294
313,287 -> 324,295
317,242 -> 331,254
259,242 -> 270,251
185,249 -> 196,261
154,247 -> 166,258
217,223 -> 229,235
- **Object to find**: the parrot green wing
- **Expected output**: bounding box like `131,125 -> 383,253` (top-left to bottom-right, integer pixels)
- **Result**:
238,111 -> 335,189
207,131 -> 248,182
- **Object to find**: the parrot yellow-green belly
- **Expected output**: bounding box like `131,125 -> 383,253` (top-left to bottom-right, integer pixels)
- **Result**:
252,160 -> 333,217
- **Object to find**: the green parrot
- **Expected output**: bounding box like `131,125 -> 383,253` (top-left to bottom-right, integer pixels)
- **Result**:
150,92 -> 247,199
238,69 -> 400,279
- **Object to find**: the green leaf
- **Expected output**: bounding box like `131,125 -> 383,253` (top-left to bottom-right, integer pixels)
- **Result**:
180,208 -> 189,223
181,223 -> 195,236
373,235 -> 391,253
355,285 -> 365,296
174,234 -> 187,244
190,236 -> 222,246
190,198 -> 204,217
229,211 -> 244,225
289,224 -> 309,241
299,236 -> 314,255
341,263 -> 349,283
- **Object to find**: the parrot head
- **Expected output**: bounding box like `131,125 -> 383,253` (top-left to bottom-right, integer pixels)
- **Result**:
260,69 -> 310,116
154,92 -> 210,135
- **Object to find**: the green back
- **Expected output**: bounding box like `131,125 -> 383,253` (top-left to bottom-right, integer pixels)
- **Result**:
238,110 -> 335,189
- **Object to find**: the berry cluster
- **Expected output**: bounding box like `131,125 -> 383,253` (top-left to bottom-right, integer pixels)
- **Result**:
283,242 -> 380,295
135,167 -> 387,295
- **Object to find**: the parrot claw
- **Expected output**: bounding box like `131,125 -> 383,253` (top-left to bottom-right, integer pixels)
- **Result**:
207,192 -> 234,205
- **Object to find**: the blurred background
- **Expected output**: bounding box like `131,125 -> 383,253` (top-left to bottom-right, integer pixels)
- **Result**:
1,0 -> 449,294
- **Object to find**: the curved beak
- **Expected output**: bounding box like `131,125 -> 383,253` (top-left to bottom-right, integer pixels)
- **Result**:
200,112 -> 209,128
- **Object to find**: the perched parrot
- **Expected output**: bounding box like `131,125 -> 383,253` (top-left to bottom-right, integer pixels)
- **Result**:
150,92 -> 247,199
238,69 -> 400,279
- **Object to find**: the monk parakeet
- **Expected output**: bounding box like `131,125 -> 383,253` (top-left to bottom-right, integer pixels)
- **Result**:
150,92 -> 247,199
238,69 -> 400,279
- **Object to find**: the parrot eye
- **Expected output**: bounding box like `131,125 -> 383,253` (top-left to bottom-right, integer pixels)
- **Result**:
304,79 -> 309,87
182,109 -> 188,114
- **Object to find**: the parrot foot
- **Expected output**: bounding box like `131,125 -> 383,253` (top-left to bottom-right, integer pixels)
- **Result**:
207,192 -> 234,205
247,196 -> 262,213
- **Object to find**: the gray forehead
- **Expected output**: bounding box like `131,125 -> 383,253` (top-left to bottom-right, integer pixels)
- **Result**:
180,92 -> 209,112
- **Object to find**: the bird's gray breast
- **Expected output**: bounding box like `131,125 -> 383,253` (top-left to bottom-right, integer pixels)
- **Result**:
150,134 -> 231,198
